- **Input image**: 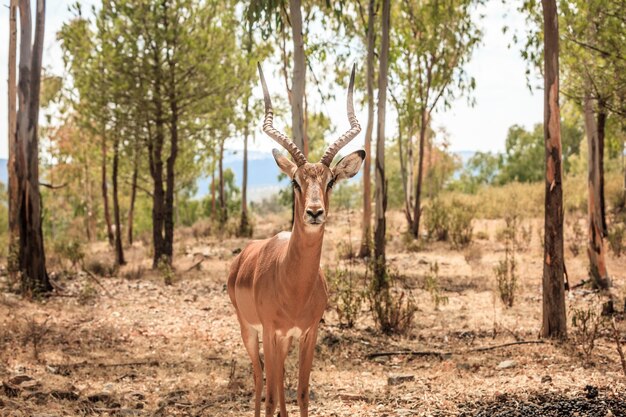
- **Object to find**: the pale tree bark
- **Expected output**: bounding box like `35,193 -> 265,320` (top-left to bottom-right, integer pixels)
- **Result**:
541,0 -> 567,339
584,88 -> 611,289
14,0 -> 51,294
411,109 -> 428,238
8,0 -> 18,272
373,0 -> 390,282
358,0 -> 376,258
218,139 -> 227,226
101,130 -> 114,245
289,0 -> 306,153
127,145 -> 139,245
239,116 -> 251,236
112,131 -> 125,266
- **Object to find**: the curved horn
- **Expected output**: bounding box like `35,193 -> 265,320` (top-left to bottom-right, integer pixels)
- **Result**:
319,64 -> 362,166
258,63 -> 307,167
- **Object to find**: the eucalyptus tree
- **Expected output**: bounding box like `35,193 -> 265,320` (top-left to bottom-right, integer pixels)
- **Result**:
373,0 -> 390,282
541,0 -> 567,339
9,0 -> 51,293
391,0 -> 481,238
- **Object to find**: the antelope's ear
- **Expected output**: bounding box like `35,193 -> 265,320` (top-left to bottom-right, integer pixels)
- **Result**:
272,149 -> 298,179
332,150 -> 365,182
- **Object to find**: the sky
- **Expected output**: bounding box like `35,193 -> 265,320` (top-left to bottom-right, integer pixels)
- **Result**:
0,0 -> 542,160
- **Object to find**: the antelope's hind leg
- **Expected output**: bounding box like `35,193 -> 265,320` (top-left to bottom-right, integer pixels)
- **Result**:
240,324 -> 263,417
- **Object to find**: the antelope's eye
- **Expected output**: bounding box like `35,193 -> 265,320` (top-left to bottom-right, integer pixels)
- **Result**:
292,179 -> 301,191
327,178 -> 335,190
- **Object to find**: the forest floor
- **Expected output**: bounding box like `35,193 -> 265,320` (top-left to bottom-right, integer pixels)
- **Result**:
1,210 -> 626,417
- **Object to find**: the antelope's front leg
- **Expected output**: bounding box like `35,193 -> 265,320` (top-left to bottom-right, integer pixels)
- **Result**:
263,330 -> 278,416
297,326 -> 319,417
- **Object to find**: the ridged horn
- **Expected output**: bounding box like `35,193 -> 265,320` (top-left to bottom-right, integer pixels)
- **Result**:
319,64 -> 362,166
258,63 -> 307,167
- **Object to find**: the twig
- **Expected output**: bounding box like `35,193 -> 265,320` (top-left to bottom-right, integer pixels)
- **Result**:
572,279 -> 590,289
366,350 -> 449,360
465,340 -> 545,353
611,318 -> 626,377
39,182 -> 67,189
81,267 -> 115,299
365,340 -> 547,360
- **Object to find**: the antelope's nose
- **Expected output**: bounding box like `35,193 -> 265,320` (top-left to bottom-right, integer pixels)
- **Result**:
306,206 -> 325,221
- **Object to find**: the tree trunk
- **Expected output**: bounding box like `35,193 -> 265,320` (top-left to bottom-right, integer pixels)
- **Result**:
540,0 -> 567,339
411,110 -> 428,238
210,164 -> 216,220
373,0 -> 390,283
8,0 -> 19,275
127,149 -> 138,245
163,96 -> 178,264
597,101 -> 607,235
289,0 -> 306,153
15,0 -> 51,295
584,88 -> 611,289
112,133 -> 125,266
358,0 -> 376,258
101,134 -> 113,245
239,117 -> 251,237
218,139 -> 227,227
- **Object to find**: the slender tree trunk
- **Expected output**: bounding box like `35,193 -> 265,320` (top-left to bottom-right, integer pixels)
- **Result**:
373,0 -> 390,283
210,164 -> 216,220
101,134 -> 113,245
150,96 -> 166,268
541,0 -> 567,339
398,118 -> 413,226
8,0 -> 19,275
127,151 -> 138,245
597,101 -> 607,235
84,151 -> 95,241
15,0 -> 51,294
218,139 -> 227,226
163,98 -> 178,263
289,0 -> 306,153
584,88 -> 611,289
411,109 -> 427,238
112,133 -> 125,266
358,0 -> 376,258
239,118 -> 250,236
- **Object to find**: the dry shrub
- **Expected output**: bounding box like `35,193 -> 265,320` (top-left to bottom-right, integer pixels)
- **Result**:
568,219 -> 585,257
121,265 -> 145,280
464,245 -> 482,265
191,219 -> 213,240
78,282 -> 98,305
607,224 -> 625,257
474,230 -> 489,240
157,256 -> 175,285
336,241 -> 356,261
425,262 -> 448,310
326,264 -> 365,328
494,245 -> 517,308
571,303 -> 606,363
84,259 -> 115,277
425,198 -> 474,249
52,239 -> 85,270
368,260 -> 417,335
21,317 -> 50,361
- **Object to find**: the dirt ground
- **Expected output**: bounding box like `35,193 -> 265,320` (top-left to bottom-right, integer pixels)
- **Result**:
1,210 -> 626,416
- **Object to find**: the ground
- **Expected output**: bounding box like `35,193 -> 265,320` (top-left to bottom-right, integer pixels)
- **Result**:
1,210 -> 626,416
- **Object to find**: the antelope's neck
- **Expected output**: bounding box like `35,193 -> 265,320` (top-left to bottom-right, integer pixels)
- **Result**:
281,221 -> 324,285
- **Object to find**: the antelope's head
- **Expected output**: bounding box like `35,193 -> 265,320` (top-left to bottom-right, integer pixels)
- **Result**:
258,64 -> 365,228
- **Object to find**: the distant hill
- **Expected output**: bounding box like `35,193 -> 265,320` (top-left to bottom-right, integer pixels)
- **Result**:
0,151 -> 477,199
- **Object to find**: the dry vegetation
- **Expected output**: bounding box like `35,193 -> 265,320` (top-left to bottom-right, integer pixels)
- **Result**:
1,210 -> 626,416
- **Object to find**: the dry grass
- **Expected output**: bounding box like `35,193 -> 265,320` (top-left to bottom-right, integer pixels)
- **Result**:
1,209 -> 625,416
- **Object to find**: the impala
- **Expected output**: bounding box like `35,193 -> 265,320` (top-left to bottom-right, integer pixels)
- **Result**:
227,64 -> 364,417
